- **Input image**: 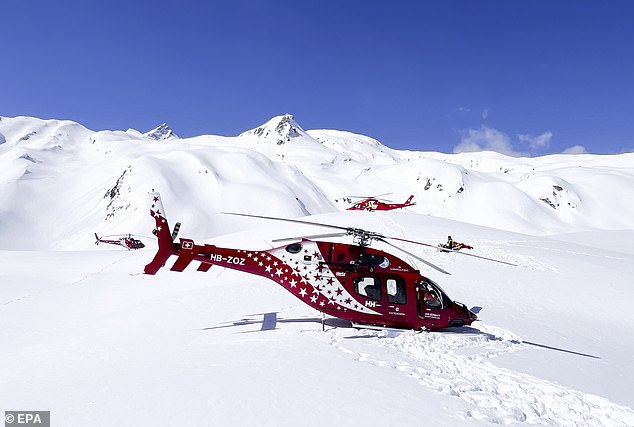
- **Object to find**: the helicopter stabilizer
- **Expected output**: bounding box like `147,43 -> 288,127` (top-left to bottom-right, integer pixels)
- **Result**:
144,192 -> 178,274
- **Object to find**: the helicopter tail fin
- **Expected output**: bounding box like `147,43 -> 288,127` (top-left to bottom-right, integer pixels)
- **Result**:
144,191 -> 177,274
405,195 -> 415,205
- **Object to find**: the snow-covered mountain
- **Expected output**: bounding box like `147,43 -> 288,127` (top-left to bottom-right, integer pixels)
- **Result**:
1,113 -> 633,249
1,114 -> 634,426
143,123 -> 178,140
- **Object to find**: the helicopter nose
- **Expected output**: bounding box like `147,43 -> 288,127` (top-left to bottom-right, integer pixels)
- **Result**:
449,303 -> 477,327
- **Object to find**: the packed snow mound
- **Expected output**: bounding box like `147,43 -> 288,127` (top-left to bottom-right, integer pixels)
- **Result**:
143,123 -> 178,140
308,128 -> 399,165
1,114 -> 634,250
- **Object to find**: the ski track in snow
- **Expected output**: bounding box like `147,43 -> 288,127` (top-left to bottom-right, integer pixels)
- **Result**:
2,252 -> 133,306
325,323 -> 634,426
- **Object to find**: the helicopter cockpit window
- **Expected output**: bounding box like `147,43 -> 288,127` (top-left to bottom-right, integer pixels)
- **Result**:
285,243 -> 302,254
387,278 -> 407,305
421,281 -> 443,309
354,277 -> 381,301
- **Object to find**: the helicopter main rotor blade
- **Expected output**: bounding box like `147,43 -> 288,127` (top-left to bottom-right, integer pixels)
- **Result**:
384,236 -> 439,249
224,212 -> 515,268
442,248 -> 518,266
272,232 -> 349,242
347,192 -> 393,199
222,212 -> 351,232
378,238 -> 451,275
386,235 -> 516,266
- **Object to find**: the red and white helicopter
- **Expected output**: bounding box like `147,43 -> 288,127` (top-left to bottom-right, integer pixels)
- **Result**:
144,192 -> 515,331
346,194 -> 415,211
95,233 -> 145,250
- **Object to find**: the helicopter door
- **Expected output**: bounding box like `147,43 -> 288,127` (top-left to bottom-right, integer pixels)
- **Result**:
386,277 -> 407,318
386,278 -> 407,305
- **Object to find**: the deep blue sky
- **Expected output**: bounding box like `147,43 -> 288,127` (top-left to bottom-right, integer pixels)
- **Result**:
2,1 -> 633,155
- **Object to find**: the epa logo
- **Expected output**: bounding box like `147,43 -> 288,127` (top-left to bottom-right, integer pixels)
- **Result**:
5,411 -> 50,427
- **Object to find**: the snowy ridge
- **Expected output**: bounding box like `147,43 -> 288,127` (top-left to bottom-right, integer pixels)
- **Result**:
1,114 -> 634,251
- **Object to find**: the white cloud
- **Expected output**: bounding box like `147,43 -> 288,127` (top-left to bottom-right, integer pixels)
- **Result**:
457,107 -> 471,113
518,131 -> 552,150
561,145 -> 588,154
453,126 -> 523,156
482,108 -> 489,119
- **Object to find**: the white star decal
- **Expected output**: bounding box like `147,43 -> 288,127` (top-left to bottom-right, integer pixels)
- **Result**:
265,265 -> 272,272
299,288 -> 307,297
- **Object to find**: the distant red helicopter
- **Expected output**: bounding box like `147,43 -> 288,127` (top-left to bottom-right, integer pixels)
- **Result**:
347,194 -> 415,211
144,192 -> 515,331
95,233 -> 145,250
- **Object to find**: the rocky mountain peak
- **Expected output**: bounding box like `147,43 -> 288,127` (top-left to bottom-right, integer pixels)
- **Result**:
241,113 -> 306,145
144,123 -> 178,140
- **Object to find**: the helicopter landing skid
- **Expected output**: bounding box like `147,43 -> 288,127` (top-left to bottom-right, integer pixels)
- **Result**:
351,322 -> 426,333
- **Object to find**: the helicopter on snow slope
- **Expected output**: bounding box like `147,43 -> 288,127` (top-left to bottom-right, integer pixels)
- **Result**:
95,233 -> 145,250
346,194 -> 415,211
143,192 -> 515,331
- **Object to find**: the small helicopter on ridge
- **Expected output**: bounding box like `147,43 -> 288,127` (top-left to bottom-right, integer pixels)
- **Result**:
95,233 -> 145,250
346,194 -> 415,211
144,192 -> 515,331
